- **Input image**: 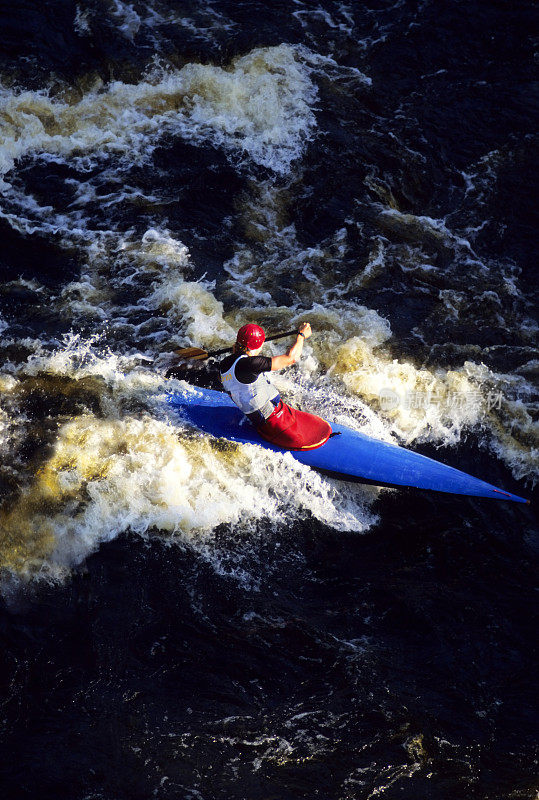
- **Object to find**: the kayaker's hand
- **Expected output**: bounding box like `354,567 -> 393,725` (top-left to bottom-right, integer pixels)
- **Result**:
271,323 -> 311,370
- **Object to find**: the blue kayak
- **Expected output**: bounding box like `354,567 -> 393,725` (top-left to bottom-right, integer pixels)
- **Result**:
167,386 -> 529,504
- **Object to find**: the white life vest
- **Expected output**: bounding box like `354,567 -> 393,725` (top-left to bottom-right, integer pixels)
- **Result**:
221,355 -> 280,420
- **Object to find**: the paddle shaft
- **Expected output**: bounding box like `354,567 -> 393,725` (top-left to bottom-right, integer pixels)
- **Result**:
177,329 -> 302,361
216,329 -> 300,357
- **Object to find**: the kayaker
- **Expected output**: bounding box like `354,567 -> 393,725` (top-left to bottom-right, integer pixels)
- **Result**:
220,323 -> 332,450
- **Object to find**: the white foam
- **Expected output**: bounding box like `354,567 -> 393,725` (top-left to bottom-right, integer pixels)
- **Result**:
0,44 -> 317,189
74,4 -> 92,36
296,44 -> 372,86
0,344 -> 376,582
109,0 -> 141,41
142,0 -> 238,40
379,208 -> 482,260
291,2 -> 360,45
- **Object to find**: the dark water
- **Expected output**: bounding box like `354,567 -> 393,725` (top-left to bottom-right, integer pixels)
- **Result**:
0,1 -> 538,798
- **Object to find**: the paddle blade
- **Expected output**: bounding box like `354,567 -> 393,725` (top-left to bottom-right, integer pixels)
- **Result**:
173,347 -> 209,361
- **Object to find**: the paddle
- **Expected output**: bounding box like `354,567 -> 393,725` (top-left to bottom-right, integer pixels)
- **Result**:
173,329 -> 301,361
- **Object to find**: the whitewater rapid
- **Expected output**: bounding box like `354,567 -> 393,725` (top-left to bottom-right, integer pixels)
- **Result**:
0,39 -> 535,582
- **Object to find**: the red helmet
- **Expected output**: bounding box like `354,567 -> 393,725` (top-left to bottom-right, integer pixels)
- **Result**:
236,323 -> 265,350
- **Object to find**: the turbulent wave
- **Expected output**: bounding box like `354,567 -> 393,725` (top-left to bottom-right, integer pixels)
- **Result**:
0,341 -> 376,580
0,43 -> 317,187
0,28 -> 536,583
0,3 -> 537,800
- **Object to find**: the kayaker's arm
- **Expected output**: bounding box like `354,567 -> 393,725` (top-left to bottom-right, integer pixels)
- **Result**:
270,323 -> 312,371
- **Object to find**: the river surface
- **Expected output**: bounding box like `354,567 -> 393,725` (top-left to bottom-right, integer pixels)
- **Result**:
0,1 -> 537,798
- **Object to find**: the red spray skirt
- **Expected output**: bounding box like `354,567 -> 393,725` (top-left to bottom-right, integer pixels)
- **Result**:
255,400 -> 332,451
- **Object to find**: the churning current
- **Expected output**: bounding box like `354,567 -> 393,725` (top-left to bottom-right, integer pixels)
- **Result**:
0,2 -> 537,799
